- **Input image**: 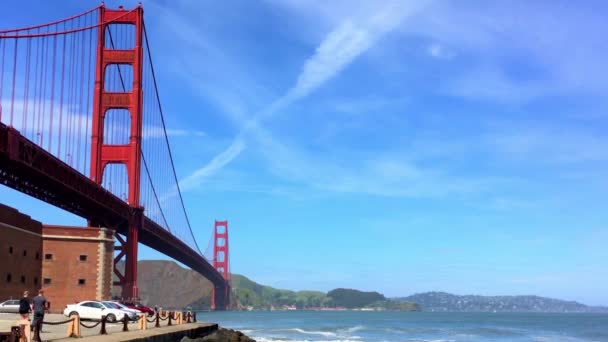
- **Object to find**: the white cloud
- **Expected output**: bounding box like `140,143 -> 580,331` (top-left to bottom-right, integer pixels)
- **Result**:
144,126 -> 206,139
399,1 -> 608,101
486,122 -> 608,164
179,138 -> 246,191
179,1 -> 427,188
427,43 -> 443,58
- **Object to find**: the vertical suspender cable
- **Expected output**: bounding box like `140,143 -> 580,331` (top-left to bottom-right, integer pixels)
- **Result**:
84,16 -> 94,175
48,34 -> 57,151
0,38 -> 5,122
22,37 -> 32,133
57,27 -> 67,157
9,37 -> 18,126
31,31 -> 41,139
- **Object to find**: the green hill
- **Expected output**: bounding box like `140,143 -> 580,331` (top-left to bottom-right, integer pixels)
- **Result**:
231,274 -> 326,309
326,288 -> 385,308
231,275 -> 418,311
129,261 -> 418,311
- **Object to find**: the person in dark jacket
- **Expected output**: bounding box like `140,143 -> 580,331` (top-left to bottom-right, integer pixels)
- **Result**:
18,291 -> 31,320
32,289 -> 47,333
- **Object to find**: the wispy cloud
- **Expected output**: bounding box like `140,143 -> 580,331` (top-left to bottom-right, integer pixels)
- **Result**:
397,1 -> 608,102
486,121 -> 608,164
179,1 -> 426,189
144,126 -> 206,139
179,138 -> 246,191
427,43 -> 451,59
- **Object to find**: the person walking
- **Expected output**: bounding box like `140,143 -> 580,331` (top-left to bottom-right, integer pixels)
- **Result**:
31,289 -> 47,333
18,291 -> 31,319
18,290 -> 32,341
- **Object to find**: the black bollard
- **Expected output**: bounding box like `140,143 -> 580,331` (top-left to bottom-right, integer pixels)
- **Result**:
168,312 -> 172,326
100,315 -> 107,335
186,312 -> 191,323
122,314 -> 129,332
155,312 -> 160,328
193,312 -> 197,323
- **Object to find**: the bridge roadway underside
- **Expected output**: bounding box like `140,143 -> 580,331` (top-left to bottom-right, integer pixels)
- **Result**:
0,124 -> 227,308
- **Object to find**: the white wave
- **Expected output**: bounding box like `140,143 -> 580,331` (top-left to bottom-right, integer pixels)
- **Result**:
288,328 -> 338,337
534,336 -> 597,342
341,325 -> 365,333
254,338 -> 362,342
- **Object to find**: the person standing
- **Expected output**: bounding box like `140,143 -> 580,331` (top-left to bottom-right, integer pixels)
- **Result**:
18,290 -> 32,341
31,289 -> 47,333
18,291 -> 31,319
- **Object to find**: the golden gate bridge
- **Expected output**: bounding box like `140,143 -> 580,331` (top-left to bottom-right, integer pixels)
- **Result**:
0,4 -> 231,309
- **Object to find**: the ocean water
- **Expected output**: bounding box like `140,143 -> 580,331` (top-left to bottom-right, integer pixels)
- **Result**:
198,311 -> 608,342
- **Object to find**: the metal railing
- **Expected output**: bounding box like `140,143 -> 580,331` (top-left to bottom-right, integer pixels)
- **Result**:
0,311 -> 197,342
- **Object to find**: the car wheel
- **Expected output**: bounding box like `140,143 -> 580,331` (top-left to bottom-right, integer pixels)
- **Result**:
106,314 -> 116,323
69,311 -> 79,317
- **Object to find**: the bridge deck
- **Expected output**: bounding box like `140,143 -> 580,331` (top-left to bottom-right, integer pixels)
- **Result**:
0,123 -> 226,290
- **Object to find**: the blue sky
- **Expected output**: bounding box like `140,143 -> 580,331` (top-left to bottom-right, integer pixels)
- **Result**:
1,0 -> 607,305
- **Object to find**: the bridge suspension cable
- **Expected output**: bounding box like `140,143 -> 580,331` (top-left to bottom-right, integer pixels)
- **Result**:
0,5 -> 205,258
0,4 -> 229,307
140,22 -> 203,256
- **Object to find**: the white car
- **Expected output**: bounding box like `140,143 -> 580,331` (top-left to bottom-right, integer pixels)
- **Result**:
63,301 -> 133,322
103,301 -> 140,319
0,300 -> 20,313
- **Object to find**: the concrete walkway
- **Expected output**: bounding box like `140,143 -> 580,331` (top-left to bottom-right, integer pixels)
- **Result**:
0,313 -> 216,341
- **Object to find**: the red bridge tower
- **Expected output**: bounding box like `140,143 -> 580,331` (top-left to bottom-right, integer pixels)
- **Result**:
211,220 -> 230,310
89,4 -> 144,299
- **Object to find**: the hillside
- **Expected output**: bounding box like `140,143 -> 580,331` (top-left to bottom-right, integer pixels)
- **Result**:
396,292 -> 608,313
120,262 -> 606,313
123,260 -> 417,310
232,274 -> 326,309
113,260 -> 213,309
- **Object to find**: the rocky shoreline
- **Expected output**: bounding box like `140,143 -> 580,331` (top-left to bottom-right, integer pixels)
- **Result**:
182,327 -> 256,342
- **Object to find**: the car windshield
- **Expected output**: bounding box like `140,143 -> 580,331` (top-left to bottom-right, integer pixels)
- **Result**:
113,302 -> 127,309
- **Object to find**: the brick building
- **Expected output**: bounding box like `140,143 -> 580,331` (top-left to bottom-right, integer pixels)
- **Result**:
0,203 -> 115,313
42,226 -> 114,313
0,204 -> 43,301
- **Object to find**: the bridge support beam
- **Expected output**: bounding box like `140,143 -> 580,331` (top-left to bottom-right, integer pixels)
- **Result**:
211,220 -> 230,310
123,206 -> 143,298
212,284 -> 229,311
90,4 -> 144,300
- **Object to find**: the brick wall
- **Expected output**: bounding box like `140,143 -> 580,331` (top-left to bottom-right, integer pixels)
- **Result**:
42,226 -> 114,313
0,204 -> 43,301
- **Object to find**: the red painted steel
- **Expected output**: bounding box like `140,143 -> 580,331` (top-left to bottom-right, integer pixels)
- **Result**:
212,220 -> 230,310
0,122 -> 226,296
90,4 -> 144,299
0,4 -> 230,309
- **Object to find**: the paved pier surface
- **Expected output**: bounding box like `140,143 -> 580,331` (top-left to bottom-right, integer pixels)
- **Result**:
0,313 -> 216,341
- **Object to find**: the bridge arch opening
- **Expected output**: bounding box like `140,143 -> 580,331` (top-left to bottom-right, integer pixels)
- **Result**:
104,24 -> 136,50
104,64 -> 133,92
217,251 -> 225,262
216,237 -> 225,247
101,162 -> 129,202
103,109 -> 131,145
